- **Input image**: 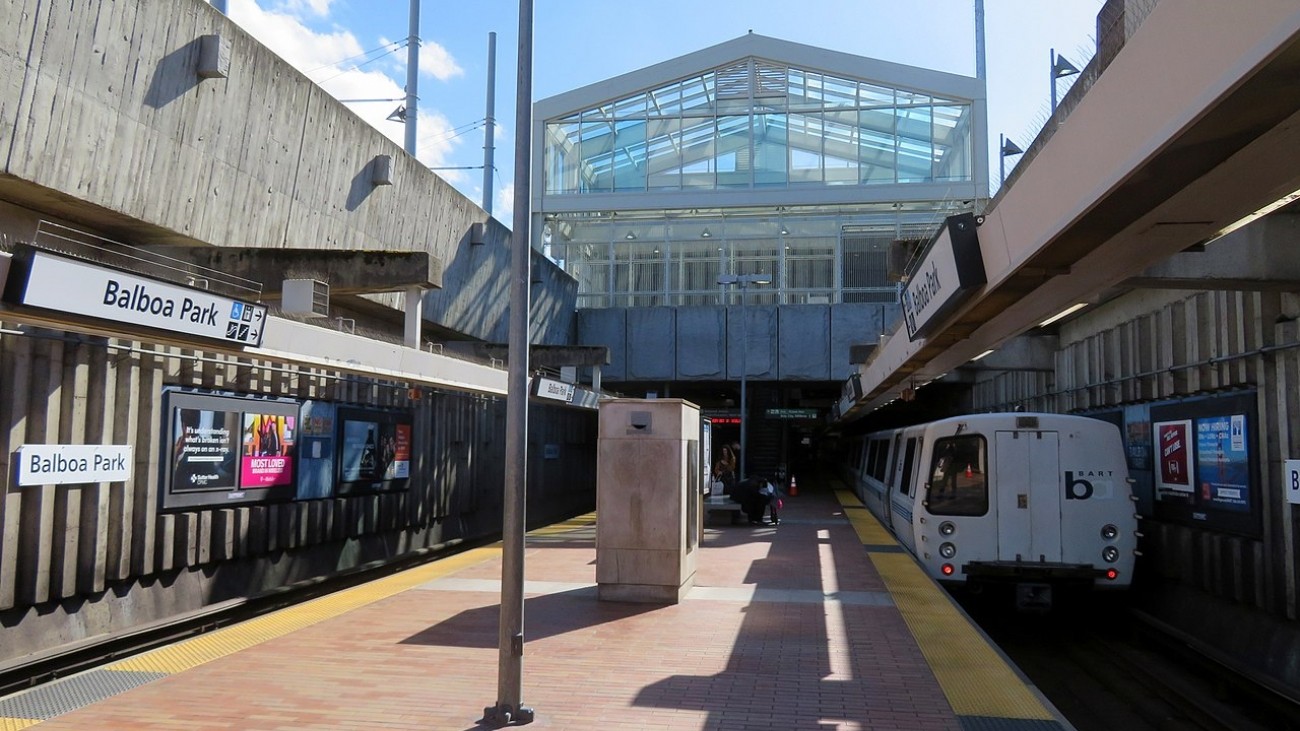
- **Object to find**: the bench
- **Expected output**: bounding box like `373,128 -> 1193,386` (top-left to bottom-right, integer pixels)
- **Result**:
703,492 -> 744,524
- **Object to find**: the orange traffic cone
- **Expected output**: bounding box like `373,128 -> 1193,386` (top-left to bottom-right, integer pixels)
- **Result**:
965,464 -> 973,478
788,475 -> 799,496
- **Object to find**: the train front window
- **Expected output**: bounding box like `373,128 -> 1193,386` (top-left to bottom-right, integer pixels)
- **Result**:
927,435 -> 988,516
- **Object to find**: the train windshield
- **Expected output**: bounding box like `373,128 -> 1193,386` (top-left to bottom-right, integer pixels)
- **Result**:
927,435 -> 989,516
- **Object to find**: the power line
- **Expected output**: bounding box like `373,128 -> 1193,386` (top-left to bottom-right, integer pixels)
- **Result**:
313,42 -> 408,85
304,40 -> 406,76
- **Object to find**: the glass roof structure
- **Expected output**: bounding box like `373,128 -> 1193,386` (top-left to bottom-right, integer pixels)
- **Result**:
531,35 -> 988,309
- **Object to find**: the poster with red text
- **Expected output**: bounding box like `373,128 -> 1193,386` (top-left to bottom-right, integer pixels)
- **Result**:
1155,419 -> 1193,494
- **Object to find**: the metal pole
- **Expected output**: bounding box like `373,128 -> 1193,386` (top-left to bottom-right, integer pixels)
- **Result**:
485,0 -> 534,726
999,133 -> 1005,188
974,0 -> 986,80
483,32 -> 497,216
738,282 -> 748,483
1049,48 -> 1058,114
404,0 -> 420,156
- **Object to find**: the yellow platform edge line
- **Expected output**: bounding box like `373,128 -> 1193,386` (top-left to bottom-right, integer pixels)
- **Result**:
528,512 -> 597,536
106,545 -> 502,675
0,717 -> 41,731
834,490 -> 1054,721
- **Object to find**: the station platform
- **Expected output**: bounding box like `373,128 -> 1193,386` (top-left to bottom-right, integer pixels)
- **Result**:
0,476 -> 1070,730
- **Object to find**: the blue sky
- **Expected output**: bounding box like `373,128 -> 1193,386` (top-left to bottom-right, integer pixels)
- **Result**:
225,0 -> 1105,226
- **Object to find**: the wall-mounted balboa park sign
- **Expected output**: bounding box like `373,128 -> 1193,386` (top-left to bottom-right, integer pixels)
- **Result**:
2,246 -> 267,347
16,444 -> 133,486
900,212 -> 987,341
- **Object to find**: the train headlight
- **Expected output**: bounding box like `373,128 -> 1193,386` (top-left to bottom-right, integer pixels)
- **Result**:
1101,524 -> 1119,540
939,542 -> 957,559
939,521 -> 956,536
1102,546 -> 1120,563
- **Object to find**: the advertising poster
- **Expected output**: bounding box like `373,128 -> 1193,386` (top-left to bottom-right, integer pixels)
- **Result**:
1196,414 -> 1250,512
170,407 -> 239,491
337,409 -> 413,492
384,423 -> 411,479
341,419 -> 383,482
1154,419 -> 1193,494
296,400 -> 336,499
240,413 -> 295,488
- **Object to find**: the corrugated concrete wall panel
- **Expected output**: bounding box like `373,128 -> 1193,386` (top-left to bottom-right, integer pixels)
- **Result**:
831,304 -> 893,380
778,306 -> 830,380
727,305 -> 777,380
577,309 -> 628,381
0,0 -> 575,347
675,307 -> 726,379
626,307 -> 676,381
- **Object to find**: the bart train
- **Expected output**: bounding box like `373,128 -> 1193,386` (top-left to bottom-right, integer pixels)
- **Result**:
840,412 -> 1138,606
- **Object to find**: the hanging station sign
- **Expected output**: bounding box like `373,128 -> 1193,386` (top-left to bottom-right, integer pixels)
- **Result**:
2,247 -> 267,347
899,213 -> 986,341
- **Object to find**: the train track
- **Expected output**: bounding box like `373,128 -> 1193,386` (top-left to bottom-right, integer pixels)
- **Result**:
957,592 -> 1297,731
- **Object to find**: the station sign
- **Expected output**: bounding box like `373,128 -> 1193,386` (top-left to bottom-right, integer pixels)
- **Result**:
1286,459 -> 1300,504
532,377 -> 575,403
16,444 -> 133,486
3,248 -> 266,347
900,213 -> 986,341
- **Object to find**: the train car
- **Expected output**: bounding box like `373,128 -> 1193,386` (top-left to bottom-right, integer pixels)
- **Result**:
843,412 -> 1138,608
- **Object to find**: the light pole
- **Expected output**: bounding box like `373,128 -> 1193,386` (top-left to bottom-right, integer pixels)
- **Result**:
718,273 -> 771,482
1050,48 -> 1080,113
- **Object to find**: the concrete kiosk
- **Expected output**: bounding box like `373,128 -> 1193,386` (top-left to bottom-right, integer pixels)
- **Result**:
596,399 -> 701,603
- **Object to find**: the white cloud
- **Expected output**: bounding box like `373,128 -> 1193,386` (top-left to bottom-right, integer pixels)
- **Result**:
228,0 -> 468,179
418,41 -> 464,81
273,0 -> 332,17
229,0 -> 363,74
496,183 -> 514,225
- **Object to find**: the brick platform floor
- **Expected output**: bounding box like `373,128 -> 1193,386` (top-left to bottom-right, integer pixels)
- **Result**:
34,480 -> 962,730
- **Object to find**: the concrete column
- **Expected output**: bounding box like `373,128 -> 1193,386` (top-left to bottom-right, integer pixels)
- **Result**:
404,286 -> 423,348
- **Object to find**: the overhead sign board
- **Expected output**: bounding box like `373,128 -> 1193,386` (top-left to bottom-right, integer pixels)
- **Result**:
532,377 -> 576,403
3,248 -> 267,347
765,408 -> 819,420
900,213 -> 986,341
17,444 -> 133,486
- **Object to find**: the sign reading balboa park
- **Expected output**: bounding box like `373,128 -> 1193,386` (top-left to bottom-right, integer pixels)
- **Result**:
3,247 -> 267,347
900,213 -> 987,342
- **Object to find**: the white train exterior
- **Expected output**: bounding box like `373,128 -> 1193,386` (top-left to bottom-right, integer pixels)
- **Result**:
844,413 -> 1138,599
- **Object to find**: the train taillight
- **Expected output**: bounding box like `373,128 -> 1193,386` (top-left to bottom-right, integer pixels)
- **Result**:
941,563 -> 955,576
1105,568 -> 1119,580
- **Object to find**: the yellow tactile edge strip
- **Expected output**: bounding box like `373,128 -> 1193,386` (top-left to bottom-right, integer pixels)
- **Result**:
835,485 -> 1054,721
103,513 -> 600,676
3,514 -> 600,730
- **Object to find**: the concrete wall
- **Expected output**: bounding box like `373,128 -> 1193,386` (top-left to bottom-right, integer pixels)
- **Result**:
1048,285 -> 1300,693
0,0 -> 575,346
577,303 -> 894,383
0,326 -> 597,667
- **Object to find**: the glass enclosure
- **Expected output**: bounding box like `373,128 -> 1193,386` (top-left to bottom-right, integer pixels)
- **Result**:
539,53 -> 983,309
544,59 -> 975,196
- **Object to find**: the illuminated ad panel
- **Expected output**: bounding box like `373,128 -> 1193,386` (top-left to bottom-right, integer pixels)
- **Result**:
162,389 -> 299,510
899,213 -> 986,341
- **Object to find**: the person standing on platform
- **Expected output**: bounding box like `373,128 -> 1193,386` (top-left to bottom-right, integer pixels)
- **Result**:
714,445 -> 737,496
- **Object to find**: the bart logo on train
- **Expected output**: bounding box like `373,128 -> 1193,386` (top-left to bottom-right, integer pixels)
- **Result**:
1065,470 -> 1115,500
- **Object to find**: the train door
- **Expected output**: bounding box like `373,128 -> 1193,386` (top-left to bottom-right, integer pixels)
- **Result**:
881,432 -> 902,528
994,430 -> 1062,562
890,436 -> 920,551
